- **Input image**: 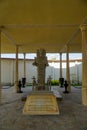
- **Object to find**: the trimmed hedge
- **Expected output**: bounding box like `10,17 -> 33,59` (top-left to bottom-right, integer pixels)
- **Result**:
51,80 -> 59,85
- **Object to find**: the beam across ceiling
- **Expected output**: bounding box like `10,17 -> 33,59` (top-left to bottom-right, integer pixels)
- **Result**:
1,29 -> 17,45
1,24 -> 79,29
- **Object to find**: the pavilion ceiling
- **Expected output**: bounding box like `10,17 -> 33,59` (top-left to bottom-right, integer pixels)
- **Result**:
0,0 -> 87,53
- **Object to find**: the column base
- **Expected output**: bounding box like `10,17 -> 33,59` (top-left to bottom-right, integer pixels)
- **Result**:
82,87 -> 87,105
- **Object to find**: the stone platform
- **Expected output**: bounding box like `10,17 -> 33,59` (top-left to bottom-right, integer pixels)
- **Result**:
1,86 -> 87,130
23,91 -> 59,115
52,90 -> 62,100
21,89 -> 62,101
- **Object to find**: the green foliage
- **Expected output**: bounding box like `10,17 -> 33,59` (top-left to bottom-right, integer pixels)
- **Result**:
71,81 -> 82,86
51,80 -> 59,86
26,83 -> 32,86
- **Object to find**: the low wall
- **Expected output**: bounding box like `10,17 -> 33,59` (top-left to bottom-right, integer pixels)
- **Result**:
1,58 -> 82,85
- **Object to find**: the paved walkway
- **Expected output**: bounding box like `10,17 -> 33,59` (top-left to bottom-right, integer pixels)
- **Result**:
0,86 -> 87,130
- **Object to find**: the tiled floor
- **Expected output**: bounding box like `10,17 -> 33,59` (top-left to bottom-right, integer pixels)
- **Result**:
0,86 -> 87,130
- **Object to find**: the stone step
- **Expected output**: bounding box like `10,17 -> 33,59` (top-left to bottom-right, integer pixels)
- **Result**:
52,90 -> 62,101
23,92 -> 59,115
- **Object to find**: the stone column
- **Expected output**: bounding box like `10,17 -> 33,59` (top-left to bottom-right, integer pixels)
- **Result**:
80,24 -> 87,105
0,28 -> 1,102
66,45 -> 71,92
60,52 -> 62,78
14,45 -> 19,92
23,53 -> 26,78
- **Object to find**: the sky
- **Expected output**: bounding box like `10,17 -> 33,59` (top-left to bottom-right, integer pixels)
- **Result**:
1,53 -> 82,60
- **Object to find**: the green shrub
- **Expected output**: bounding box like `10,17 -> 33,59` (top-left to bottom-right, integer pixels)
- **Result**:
71,81 -> 82,86
51,80 -> 59,86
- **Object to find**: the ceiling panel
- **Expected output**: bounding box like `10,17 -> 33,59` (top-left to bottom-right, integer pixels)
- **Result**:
0,0 -> 87,53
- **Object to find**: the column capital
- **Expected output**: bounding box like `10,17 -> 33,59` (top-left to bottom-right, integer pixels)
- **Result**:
80,24 -> 87,32
60,52 -> 62,55
0,25 -> 5,31
23,53 -> 26,57
65,44 -> 69,52
16,45 -> 19,51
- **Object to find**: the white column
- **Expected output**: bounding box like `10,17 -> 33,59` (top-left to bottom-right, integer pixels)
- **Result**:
0,28 -> 1,102
66,45 -> 71,92
14,45 -> 19,92
60,52 -> 62,78
75,61 -> 79,83
80,24 -> 87,105
23,53 -> 26,78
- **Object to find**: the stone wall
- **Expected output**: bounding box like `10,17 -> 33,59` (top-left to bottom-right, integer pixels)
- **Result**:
1,58 -> 82,85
